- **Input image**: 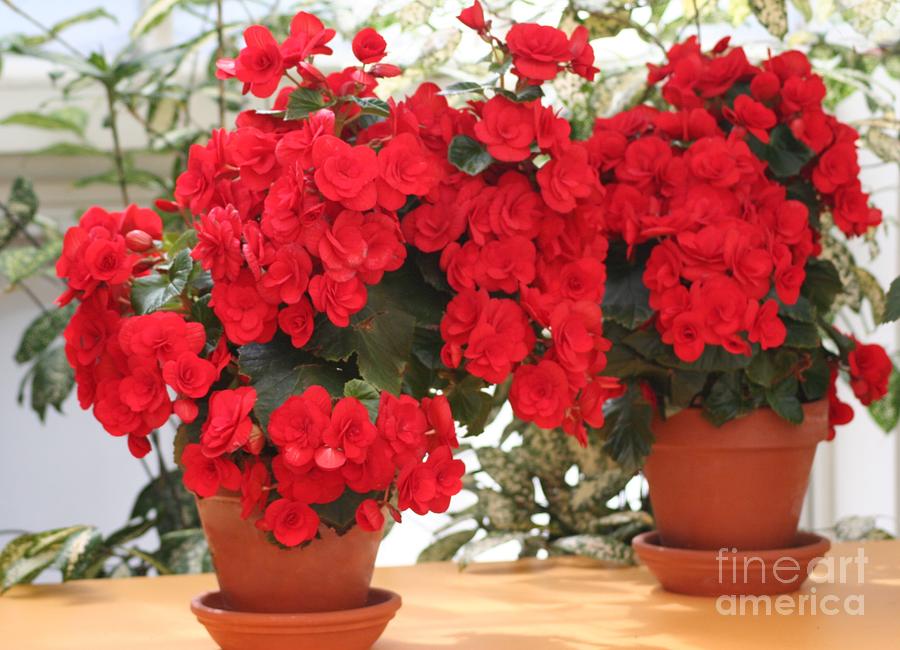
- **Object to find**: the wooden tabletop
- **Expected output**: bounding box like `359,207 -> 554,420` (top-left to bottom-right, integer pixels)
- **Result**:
3,540 -> 899,649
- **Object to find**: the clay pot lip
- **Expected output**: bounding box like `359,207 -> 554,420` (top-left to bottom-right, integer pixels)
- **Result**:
650,400 -> 829,450
191,588 -> 402,627
633,530 -> 831,564
632,531 -> 831,597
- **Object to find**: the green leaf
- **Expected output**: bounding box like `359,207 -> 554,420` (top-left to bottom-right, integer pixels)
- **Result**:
120,547 -> 171,575
802,259 -> 842,314
285,88 -> 326,120
1,548 -> 58,592
458,532 -> 529,568
602,245 -> 652,329
0,526 -> 92,592
6,43 -> 106,78
130,470 -> 199,536
355,310 -> 416,394
312,490 -> 380,534
747,349 -> 799,388
865,129 -> 900,164
751,124 -> 815,178
765,377 -> 803,424
783,319 -> 820,348
418,529 -> 478,563
703,372 -> 754,426
0,240 -> 63,285
130,248 -> 192,314
792,0 -> 813,20
448,135 -> 494,176
749,0 -> 788,38
779,295 -> 815,323
854,267 -> 886,323
29,142 -> 105,157
26,346 -> 75,420
582,9 -> 634,38
24,526 -> 87,556
549,534 -> 634,565
347,96 -> 390,117
601,385 -> 653,474
439,81 -> 486,96
868,369 -> 900,432
476,447 -> 535,510
74,167 -> 167,192
833,515 -> 895,542
104,520 -> 155,548
446,374 -> 492,435
50,8 -> 116,34
7,177 -> 39,227
157,529 -> 210,574
131,0 -> 180,38
668,370 -> 707,409
306,315 -> 356,362
882,276 -> 900,323
0,107 -> 88,136
799,350 -> 830,402
569,469 -> 632,513
238,336 -> 347,428
15,305 -> 75,364
54,526 -> 103,580
344,379 -> 380,419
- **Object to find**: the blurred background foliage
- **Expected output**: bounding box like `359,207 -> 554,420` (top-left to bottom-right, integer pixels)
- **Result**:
0,0 -> 896,588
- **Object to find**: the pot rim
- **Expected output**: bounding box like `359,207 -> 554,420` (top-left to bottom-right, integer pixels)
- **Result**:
632,530 -> 831,563
191,588 -> 401,625
650,399 -> 829,450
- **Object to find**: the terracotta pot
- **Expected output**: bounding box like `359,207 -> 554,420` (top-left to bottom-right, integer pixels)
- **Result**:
643,400 -> 828,551
196,494 -> 381,613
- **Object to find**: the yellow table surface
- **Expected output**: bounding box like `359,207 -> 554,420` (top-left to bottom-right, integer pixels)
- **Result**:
2,540 -> 899,649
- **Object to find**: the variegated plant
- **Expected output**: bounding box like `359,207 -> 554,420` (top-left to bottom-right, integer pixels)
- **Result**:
0,470 -> 210,592
418,420 -> 652,567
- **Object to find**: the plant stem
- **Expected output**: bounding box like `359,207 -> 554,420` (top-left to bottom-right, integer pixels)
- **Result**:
1,0 -> 83,57
103,84 -> 131,207
691,0 -> 702,46
0,201 -> 46,251
139,457 -> 154,480
215,0 -> 227,129
0,202 -> 60,306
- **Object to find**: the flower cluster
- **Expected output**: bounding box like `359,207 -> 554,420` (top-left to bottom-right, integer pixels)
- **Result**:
596,39 -> 884,366
403,3 -> 618,444
595,116 -> 814,361
54,6 -> 616,546
177,14 -> 446,345
56,205 -> 226,458
181,387 -> 462,546
54,13 -> 477,547
588,37 -> 892,449
648,37 -> 881,238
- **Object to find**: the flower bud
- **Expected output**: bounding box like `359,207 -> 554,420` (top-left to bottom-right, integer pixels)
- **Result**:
245,424 -> 265,455
125,229 -> 154,252
370,63 -> 402,78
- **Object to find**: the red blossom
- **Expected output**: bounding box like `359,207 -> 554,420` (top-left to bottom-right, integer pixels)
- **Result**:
258,498 -> 320,547
201,387 -> 257,458
352,28 -> 387,64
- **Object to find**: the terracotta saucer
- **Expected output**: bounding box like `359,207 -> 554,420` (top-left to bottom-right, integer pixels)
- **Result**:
633,530 -> 831,596
191,588 -> 401,650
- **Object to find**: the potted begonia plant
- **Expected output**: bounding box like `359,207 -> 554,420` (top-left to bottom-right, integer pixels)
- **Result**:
55,5 -> 615,647
583,37 -> 894,594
